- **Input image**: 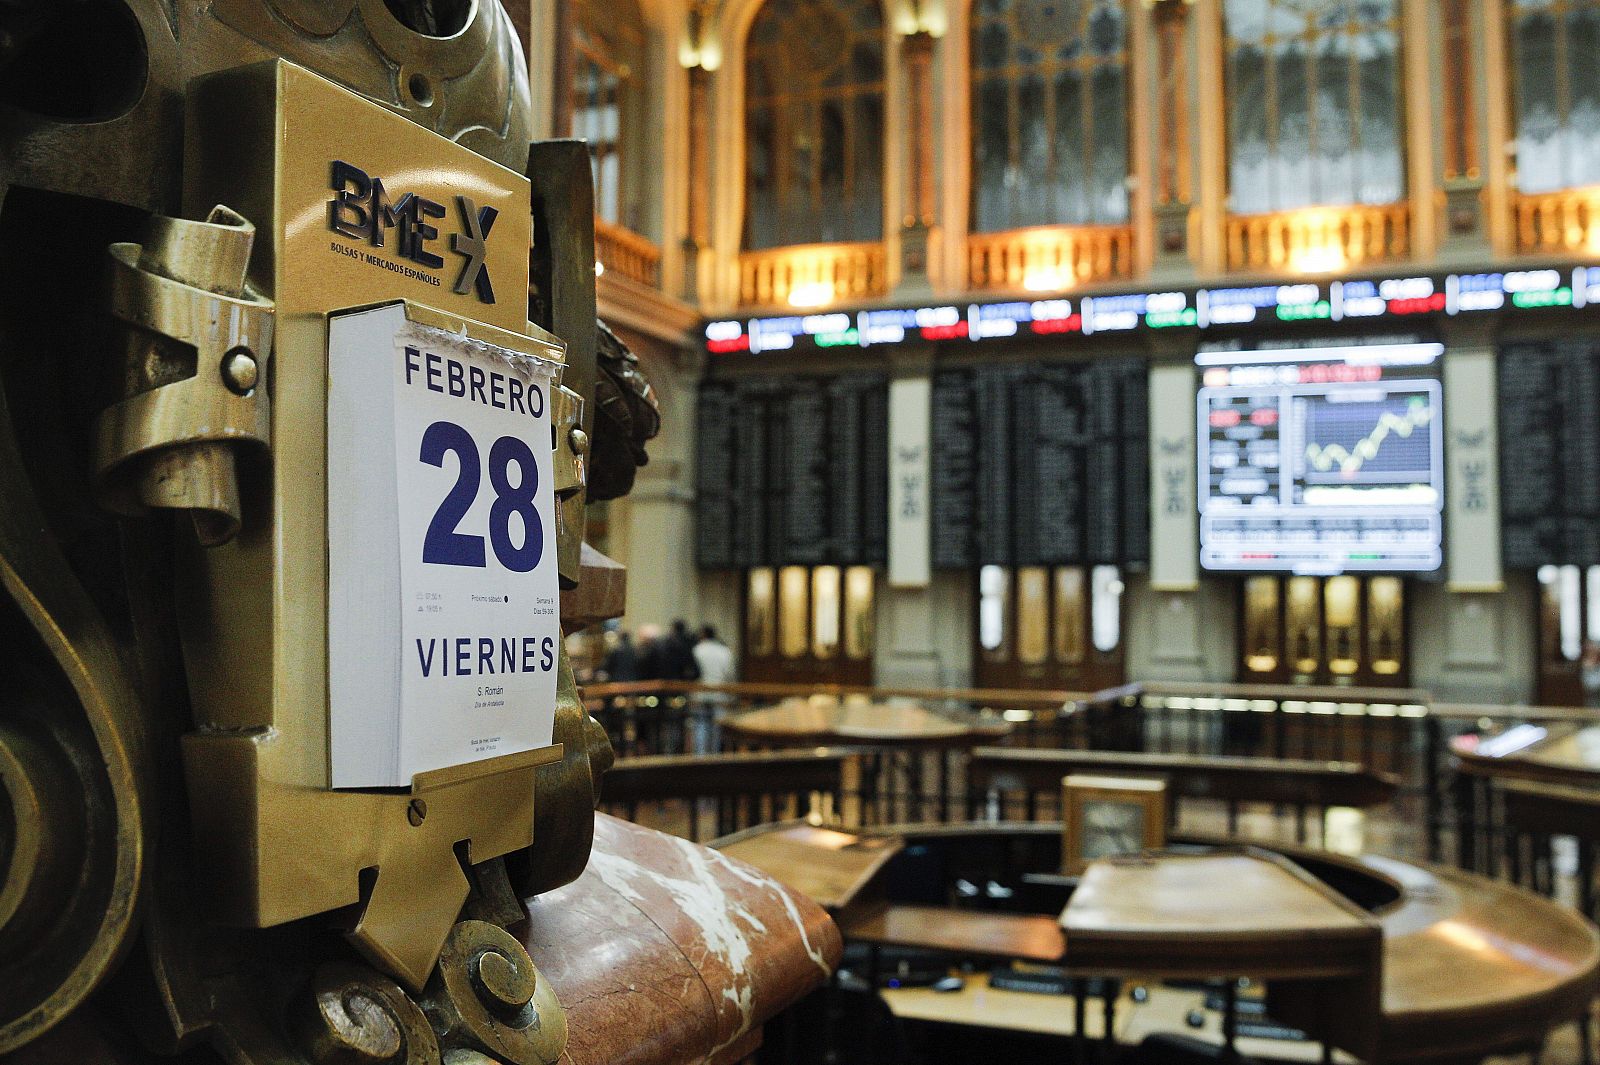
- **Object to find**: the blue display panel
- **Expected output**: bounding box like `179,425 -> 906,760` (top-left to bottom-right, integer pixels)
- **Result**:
704,266 -> 1600,355
1196,341 -> 1445,575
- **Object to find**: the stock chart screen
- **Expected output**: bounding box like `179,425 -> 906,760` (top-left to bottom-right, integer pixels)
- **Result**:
1196,340 -> 1445,574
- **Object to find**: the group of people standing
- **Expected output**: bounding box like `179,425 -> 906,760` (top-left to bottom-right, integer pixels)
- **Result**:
599,620 -> 736,688
595,620 -> 737,754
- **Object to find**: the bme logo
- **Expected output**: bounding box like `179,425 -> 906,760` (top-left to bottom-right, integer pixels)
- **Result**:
326,160 -> 498,304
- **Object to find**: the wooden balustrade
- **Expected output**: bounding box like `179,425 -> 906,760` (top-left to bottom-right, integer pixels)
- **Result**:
966,223 -> 1134,292
736,241 -> 888,308
1225,202 -> 1411,272
594,217 -> 661,288
1512,185 -> 1600,255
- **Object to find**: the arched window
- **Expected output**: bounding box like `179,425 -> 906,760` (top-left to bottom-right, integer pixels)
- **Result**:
970,0 -> 1130,232
1512,0 -> 1600,193
572,0 -> 646,228
1224,0 -> 1404,214
744,0 -> 886,250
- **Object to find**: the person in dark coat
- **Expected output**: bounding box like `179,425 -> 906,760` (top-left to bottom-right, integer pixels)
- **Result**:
600,630 -> 640,683
661,619 -> 702,682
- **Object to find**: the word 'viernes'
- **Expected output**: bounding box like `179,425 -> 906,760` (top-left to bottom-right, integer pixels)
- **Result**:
404,346 -> 546,417
416,635 -> 557,678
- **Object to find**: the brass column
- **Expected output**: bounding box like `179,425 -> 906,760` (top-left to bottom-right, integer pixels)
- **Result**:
682,61 -> 712,304
1149,0 -> 1202,275
899,28 -> 938,293
1439,0 -> 1494,259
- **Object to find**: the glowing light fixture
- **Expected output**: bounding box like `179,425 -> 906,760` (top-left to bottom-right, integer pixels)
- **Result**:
895,0 -> 947,37
1022,266 -> 1070,292
787,281 -> 835,308
679,1 -> 722,69
594,260 -> 605,278
1291,244 -> 1347,274
1284,208 -> 1351,273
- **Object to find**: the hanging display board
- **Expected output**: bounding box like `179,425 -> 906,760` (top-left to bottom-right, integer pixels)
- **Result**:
929,358 -> 1148,569
1500,337 -> 1600,567
696,373 -> 888,568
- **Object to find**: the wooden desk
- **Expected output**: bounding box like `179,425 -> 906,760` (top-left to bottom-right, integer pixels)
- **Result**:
714,822 -> 902,917
723,699 -> 1009,748
1118,986 -> 1358,1063
1063,851 -> 1381,979
844,904 -> 1066,964
852,822 -> 1600,1065
1454,723 -> 1600,788
1310,850 -> 1600,1063
1063,850 -> 1383,1059
723,702 -> 1010,823
881,980 -> 1122,1039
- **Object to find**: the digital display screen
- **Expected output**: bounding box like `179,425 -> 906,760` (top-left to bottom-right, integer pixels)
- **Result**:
704,266 -> 1600,356
1196,341 -> 1444,574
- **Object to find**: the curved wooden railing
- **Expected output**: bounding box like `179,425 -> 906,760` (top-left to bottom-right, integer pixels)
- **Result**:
1512,185 -> 1600,255
581,677 -> 1600,865
736,240 -> 888,309
1225,202 -> 1411,273
582,678 -> 1087,709
966,223 -> 1135,293
594,217 -> 661,288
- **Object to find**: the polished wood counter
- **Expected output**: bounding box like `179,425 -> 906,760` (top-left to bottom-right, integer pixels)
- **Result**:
1312,849 -> 1600,1063
520,814 -> 842,1065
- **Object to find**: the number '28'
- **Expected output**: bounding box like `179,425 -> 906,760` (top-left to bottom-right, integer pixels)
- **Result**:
419,420 -> 542,572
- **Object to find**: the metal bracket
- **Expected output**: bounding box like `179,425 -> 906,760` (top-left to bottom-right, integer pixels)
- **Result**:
551,382 -> 586,499
93,206 -> 274,545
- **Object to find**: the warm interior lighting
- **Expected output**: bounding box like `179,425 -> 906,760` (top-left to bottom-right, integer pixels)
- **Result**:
894,0 -> 947,37
1291,243 -> 1347,274
1430,920 -> 1495,956
1022,266 -> 1070,292
787,281 -> 835,308
594,260 -> 605,277
778,566 -> 809,659
1090,565 -> 1122,654
677,9 -> 722,72
746,568 -> 776,656
1284,208 -> 1351,273
979,565 -> 1008,653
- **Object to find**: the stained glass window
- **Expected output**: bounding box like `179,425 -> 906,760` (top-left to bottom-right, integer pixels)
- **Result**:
1512,0 -> 1600,193
744,0 -> 886,249
971,0 -> 1129,231
1224,0 -> 1404,214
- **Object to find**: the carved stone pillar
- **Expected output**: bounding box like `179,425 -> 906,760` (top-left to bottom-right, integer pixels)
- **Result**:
899,29 -> 938,296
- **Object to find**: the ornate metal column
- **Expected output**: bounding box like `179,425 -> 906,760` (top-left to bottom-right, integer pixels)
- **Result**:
680,1 -> 713,305
899,27 -> 938,293
1438,0 -> 1495,259
1148,0 -> 1196,275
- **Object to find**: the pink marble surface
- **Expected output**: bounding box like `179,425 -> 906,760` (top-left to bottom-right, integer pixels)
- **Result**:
521,814 -> 841,1065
